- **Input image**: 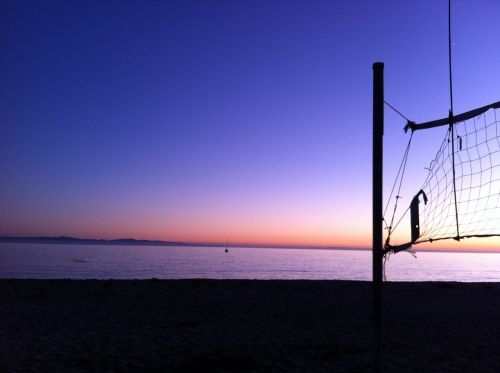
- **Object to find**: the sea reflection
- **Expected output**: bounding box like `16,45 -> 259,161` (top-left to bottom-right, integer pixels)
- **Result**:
1,243 -> 500,282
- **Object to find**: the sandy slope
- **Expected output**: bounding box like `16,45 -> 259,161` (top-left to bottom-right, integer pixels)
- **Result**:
1,280 -> 500,372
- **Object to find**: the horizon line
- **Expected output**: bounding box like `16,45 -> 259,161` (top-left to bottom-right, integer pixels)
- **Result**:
2,235 -> 500,254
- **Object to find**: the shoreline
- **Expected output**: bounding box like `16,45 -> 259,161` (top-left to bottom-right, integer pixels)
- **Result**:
2,279 -> 500,371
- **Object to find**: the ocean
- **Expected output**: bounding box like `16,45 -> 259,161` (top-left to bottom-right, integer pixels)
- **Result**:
1,242 -> 500,282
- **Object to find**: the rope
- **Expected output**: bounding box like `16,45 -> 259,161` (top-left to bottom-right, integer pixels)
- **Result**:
384,100 -> 411,122
382,100 -> 414,233
389,205 -> 411,236
448,0 -> 460,240
383,132 -> 413,245
448,0 -> 454,116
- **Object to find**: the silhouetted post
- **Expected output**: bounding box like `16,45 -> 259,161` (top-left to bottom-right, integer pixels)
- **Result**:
372,61 -> 384,373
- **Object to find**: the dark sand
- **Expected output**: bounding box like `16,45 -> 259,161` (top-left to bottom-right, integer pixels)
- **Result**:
1,280 -> 500,372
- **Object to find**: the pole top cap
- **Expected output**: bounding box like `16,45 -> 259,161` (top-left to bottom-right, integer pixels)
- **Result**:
373,62 -> 384,69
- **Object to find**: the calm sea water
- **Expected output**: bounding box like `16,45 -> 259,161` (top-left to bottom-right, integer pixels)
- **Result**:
1,243 -> 500,282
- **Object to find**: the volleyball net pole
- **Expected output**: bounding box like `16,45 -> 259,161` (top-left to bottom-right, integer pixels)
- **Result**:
372,61 -> 384,373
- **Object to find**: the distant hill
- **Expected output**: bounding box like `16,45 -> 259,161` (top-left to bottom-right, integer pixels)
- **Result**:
0,236 -> 367,251
0,236 -> 190,247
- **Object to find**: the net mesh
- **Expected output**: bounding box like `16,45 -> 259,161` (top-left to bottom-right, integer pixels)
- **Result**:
417,107 -> 500,243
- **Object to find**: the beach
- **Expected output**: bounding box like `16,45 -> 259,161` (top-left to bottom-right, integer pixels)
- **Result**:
2,280 -> 500,372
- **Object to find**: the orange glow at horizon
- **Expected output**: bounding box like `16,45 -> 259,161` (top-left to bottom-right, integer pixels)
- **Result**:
2,209 -> 372,248
4,199 -> 500,251
5,204 -> 500,251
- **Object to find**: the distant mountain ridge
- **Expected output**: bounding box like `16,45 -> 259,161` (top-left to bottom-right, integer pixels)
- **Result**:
0,236 -> 189,246
0,236 -> 366,251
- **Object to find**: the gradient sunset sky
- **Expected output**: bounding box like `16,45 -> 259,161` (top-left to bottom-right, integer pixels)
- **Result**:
1,0 -> 499,249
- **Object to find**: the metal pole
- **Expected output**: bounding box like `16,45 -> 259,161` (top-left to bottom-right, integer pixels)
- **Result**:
372,61 -> 384,373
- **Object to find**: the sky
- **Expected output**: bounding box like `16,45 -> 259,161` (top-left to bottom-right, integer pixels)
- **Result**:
0,0 -> 499,249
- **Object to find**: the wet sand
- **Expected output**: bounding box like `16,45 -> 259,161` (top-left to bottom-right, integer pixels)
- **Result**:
1,280 -> 500,372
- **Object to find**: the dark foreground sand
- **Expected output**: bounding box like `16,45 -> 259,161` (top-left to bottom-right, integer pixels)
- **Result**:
1,280 -> 500,372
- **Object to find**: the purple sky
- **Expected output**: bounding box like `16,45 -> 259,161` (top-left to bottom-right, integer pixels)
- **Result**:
1,0 -> 499,247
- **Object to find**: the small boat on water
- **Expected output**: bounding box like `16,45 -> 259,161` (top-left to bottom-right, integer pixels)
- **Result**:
225,241 -> 229,253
